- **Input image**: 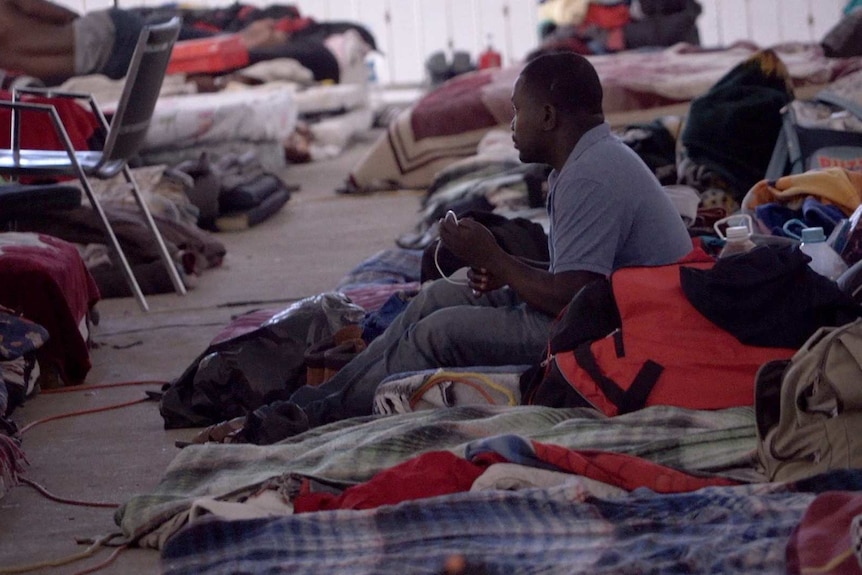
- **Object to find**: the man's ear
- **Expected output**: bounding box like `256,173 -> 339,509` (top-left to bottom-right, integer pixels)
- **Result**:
541,103 -> 557,131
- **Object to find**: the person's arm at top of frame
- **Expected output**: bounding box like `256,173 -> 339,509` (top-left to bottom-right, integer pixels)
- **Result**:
6,0 -> 77,24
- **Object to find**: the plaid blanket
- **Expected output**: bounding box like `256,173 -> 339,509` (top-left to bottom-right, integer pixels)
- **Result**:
160,470 -> 862,575
119,404 -> 760,549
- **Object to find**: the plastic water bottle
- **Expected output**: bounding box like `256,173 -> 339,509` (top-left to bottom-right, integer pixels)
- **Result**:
799,226 -> 848,281
714,213 -> 756,258
718,225 -> 757,258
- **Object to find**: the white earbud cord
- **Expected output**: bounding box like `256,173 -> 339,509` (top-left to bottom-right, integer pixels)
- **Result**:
434,239 -> 470,285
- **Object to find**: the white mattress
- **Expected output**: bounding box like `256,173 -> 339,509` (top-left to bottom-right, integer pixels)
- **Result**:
141,139 -> 288,174
293,83 -> 369,116
142,84 -> 298,152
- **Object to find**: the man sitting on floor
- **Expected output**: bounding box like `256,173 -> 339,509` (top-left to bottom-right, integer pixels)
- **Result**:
214,51 -> 694,444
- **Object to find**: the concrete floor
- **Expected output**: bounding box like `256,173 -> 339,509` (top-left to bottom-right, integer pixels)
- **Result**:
0,130 -> 425,574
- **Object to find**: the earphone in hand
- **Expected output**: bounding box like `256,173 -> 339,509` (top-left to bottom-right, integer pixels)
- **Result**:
435,210 -> 470,286
441,211 -> 483,296
436,213 -> 483,297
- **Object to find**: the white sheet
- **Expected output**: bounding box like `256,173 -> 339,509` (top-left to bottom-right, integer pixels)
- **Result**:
293,83 -> 369,116
143,84 -> 298,152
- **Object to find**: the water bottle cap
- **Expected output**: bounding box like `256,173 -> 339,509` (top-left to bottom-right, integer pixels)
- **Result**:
800,227 -> 826,243
713,213 -> 752,239
725,226 -> 751,240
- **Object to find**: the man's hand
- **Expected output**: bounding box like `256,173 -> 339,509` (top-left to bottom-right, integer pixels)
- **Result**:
466,267 -> 504,295
438,212 -> 603,316
438,216 -> 502,271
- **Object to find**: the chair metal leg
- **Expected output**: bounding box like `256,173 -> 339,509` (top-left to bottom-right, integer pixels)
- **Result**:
2,101 -> 188,310
29,107 -> 150,311
77,175 -> 150,312
122,165 -> 188,296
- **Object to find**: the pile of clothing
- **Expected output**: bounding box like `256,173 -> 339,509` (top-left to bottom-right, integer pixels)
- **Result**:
535,0 -> 702,55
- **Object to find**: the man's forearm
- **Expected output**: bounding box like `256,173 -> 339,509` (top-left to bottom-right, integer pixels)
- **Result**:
517,256 -> 550,270
490,251 -> 598,317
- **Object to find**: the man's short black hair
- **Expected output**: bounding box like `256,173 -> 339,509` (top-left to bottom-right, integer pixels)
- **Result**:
520,51 -> 604,116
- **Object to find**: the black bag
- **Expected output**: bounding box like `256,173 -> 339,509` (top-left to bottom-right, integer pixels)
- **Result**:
159,293 -> 365,428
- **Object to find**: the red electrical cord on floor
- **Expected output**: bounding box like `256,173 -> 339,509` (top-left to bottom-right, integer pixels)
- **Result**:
38,379 -> 168,394
17,395 -> 152,435
16,380 -> 167,501
18,476 -> 119,508
0,380 -> 169,574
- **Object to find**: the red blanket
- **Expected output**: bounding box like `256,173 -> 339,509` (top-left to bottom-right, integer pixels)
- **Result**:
293,436 -> 737,512
0,90 -> 99,151
0,233 -> 100,386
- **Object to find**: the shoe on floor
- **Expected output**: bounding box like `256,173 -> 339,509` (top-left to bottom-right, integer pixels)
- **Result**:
187,416 -> 247,445
241,401 -> 310,445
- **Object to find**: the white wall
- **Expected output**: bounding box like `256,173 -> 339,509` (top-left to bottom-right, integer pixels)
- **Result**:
59,0 -> 850,85
697,0 -> 846,47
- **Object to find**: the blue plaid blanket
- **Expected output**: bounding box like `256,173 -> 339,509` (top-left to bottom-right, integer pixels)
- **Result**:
160,470 -> 862,575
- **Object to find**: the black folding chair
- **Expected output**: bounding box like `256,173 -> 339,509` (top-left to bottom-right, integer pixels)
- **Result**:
0,17 -> 186,312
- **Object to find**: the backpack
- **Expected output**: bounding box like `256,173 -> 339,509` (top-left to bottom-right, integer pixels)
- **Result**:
765,93 -> 862,180
755,318 -> 862,482
521,250 -> 797,416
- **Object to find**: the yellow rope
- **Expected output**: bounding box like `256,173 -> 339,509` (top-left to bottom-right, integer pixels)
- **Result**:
0,534 -> 120,574
413,370 -> 518,407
